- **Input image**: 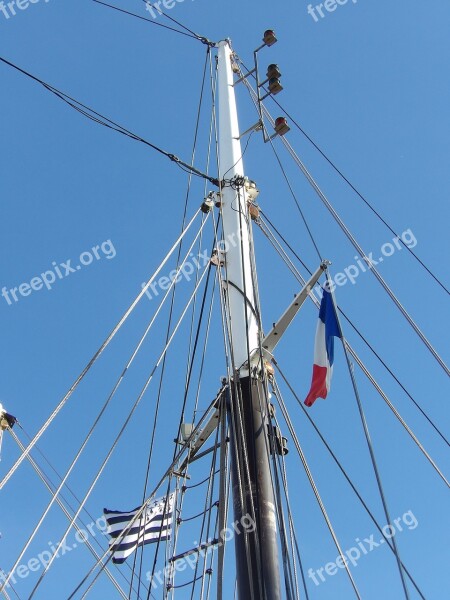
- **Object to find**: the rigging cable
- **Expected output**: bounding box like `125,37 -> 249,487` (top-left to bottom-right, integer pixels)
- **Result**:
65,397 -> 220,598
0,56 -> 218,186
271,365 -> 427,599
258,210 -> 449,448
135,0 -> 215,46
271,381 -> 363,599
91,0 -> 199,39
1,218 -> 210,595
0,206 -> 203,492
257,216 -> 449,486
239,68 -> 449,377
188,420 -> 221,600
238,68 -> 322,263
14,424 -> 152,596
235,55 -> 449,296
132,45 -> 212,597
29,262 -> 212,599
328,276 -> 411,598
8,428 -> 131,600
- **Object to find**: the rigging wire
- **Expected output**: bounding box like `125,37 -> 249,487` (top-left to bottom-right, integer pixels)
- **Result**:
258,210 -> 449,448
28,262 -> 212,599
238,71 -> 322,262
239,66 -> 450,377
257,216 -> 449,486
0,56 -> 218,186
327,275 -> 411,598
236,174 -> 302,600
91,0 -> 199,39
0,208 -> 203,494
1,217 -> 209,595
132,45 -> 212,596
8,429 -> 131,600
188,419 -> 221,599
273,382 -> 363,599
68,397 -> 220,599
235,55 -> 450,296
135,0 -> 215,45
14,424 -> 152,596
274,433 -> 309,600
271,366 -> 427,599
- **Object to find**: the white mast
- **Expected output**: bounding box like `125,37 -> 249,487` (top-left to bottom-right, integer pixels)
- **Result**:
217,40 -> 259,372
217,39 -> 282,600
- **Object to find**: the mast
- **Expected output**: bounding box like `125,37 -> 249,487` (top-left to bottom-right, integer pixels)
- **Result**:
217,39 -> 282,600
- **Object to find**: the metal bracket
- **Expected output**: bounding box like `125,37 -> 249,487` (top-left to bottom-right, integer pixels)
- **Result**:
261,262 -> 328,355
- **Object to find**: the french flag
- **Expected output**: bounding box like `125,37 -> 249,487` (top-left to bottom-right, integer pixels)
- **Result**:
304,290 -> 341,407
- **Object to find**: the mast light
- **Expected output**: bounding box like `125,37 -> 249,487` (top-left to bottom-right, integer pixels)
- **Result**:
263,30 -> 278,47
267,64 -> 282,79
268,77 -> 283,95
274,117 -> 290,136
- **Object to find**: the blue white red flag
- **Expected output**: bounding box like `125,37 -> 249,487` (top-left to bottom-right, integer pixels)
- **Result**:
304,290 -> 342,407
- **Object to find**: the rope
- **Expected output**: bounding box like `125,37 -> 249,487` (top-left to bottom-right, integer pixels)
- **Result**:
0,207 -> 202,492
240,69 -> 449,376
132,45 -> 212,596
327,277 -> 411,598
3,223 -> 209,591
261,221 -> 449,486
179,502 -> 219,524
27,264 -> 212,598
14,425 -> 151,596
235,55 -> 450,296
136,0 -> 215,46
257,212 -> 449,448
8,429 -> 131,600
240,73 -> 322,262
91,0 -> 199,39
272,366 -> 427,599
274,384 -> 362,599
66,397 -> 219,598
0,56 -> 218,186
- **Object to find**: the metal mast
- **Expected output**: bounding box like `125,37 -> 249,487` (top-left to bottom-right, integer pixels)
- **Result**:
217,39 -> 282,600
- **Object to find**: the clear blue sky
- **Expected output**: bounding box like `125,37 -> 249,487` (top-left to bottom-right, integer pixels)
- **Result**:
1,0 -> 449,598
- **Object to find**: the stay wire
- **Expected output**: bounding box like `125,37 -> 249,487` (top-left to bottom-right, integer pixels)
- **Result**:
133,46 -> 211,597
189,420 -> 221,599
27,263 -> 212,599
239,73 -> 322,261
136,0 -> 215,45
145,264 -> 215,598
235,55 -> 449,296
327,277 -> 411,598
91,0 -> 198,39
240,65 -> 449,376
66,397 -> 219,599
258,216 -> 449,486
258,211 -> 449,447
8,429 -> 131,600
274,432 -> 308,600
0,212 -> 205,593
271,368 -> 427,600
0,56 -> 218,186
15,425 -> 151,596
273,380 -> 362,599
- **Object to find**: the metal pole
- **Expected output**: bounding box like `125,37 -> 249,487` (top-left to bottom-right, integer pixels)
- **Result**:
217,39 -> 281,600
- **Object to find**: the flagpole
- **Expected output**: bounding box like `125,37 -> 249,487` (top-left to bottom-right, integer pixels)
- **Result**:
217,39 -> 282,600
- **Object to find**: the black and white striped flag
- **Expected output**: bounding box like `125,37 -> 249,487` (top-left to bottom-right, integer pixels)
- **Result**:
104,492 -> 175,564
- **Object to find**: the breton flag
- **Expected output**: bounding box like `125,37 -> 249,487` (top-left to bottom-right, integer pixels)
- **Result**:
304,289 -> 342,407
104,492 -> 175,564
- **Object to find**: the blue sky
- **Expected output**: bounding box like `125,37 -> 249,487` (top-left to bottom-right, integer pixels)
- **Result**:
1,0 -> 449,598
